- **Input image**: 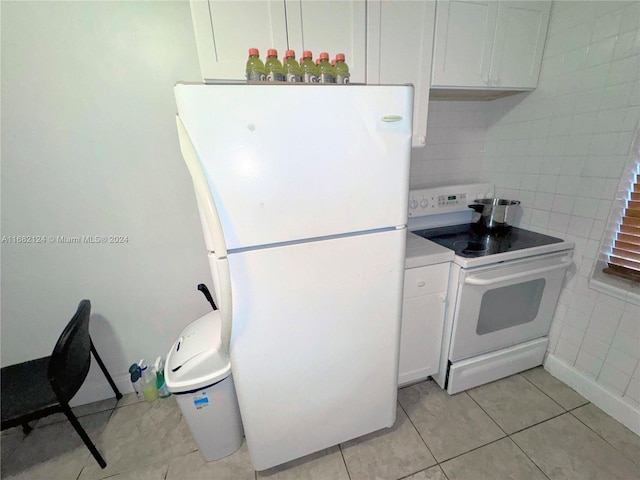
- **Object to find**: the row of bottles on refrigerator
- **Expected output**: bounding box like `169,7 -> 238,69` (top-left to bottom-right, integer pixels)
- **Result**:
246,48 -> 350,84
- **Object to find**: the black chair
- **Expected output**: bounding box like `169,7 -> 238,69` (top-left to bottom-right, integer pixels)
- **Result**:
1,300 -> 122,469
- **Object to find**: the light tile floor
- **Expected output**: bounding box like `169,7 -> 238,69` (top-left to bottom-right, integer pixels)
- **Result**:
2,367 -> 639,480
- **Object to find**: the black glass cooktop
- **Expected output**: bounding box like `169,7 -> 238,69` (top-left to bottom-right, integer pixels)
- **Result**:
412,224 -> 564,258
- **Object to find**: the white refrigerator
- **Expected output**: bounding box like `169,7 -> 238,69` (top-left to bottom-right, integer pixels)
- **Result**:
174,83 -> 413,470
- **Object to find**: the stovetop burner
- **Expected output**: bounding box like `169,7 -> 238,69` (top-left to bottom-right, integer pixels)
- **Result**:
411,224 -> 564,258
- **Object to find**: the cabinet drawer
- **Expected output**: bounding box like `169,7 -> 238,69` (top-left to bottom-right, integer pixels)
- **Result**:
403,263 -> 449,299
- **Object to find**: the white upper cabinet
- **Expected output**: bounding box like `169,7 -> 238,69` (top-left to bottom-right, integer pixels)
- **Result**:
190,0 -> 365,83
191,1 -> 288,81
285,1 -> 366,84
431,0 -> 551,90
432,0 -> 498,88
367,1 -> 436,147
489,1 -> 552,89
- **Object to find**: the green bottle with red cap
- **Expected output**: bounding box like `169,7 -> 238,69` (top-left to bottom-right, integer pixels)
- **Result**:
317,52 -> 335,83
300,50 -> 318,83
265,48 -> 285,82
245,48 -> 266,82
282,49 -> 301,83
334,53 -> 350,84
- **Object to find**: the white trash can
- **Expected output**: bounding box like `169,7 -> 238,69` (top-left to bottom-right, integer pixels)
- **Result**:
165,311 -> 243,461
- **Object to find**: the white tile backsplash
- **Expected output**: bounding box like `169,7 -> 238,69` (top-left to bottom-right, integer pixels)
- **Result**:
575,349 -> 604,378
571,196 -> 600,217
625,376 -> 640,404
581,334 -> 611,360
548,212 -> 571,232
568,215 -> 594,238
598,363 -> 631,394
611,329 -> 640,359
410,101 -> 489,188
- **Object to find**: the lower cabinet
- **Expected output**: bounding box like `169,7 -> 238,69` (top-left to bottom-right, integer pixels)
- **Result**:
399,263 -> 449,386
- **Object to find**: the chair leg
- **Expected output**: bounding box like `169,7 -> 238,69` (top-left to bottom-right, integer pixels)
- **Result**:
90,341 -> 123,400
61,404 -> 107,469
21,422 -> 33,435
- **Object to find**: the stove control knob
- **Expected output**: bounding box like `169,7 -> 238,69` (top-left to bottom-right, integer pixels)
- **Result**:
409,198 -> 419,210
420,198 -> 428,208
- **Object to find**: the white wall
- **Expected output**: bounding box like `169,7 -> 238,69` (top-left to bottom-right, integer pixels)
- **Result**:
1,1 -> 215,403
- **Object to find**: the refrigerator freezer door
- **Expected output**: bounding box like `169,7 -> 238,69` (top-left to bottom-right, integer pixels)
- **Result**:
228,228 -> 406,470
174,84 -> 413,251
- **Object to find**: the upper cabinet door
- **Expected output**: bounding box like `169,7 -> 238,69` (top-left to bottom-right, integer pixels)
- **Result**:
285,1 -> 366,83
191,1 -> 288,81
431,0 -> 498,88
489,1 -> 551,89
368,1 -> 436,147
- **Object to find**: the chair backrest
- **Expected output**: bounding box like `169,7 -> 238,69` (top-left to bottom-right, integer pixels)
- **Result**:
48,300 -> 93,404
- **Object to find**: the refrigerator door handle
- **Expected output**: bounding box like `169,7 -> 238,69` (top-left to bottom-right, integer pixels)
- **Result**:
215,256 -> 233,357
176,115 -> 228,259
177,115 -> 233,357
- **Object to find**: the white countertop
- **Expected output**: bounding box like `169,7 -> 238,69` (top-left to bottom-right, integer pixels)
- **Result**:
405,232 -> 454,269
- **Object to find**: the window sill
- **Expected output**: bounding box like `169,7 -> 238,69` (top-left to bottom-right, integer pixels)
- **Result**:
589,262 -> 640,306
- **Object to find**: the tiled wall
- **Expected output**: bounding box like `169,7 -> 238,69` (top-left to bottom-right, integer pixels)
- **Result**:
479,1 -> 640,407
409,100 -> 489,188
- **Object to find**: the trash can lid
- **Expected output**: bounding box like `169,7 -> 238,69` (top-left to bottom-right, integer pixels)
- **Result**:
165,311 -> 231,393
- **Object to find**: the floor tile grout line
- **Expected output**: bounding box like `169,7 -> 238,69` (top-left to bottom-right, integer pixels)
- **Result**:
517,371 -> 580,412
397,398 -> 439,466
505,410 -> 569,437
337,443 -> 353,480
568,407 -> 640,467
396,464 -> 450,480
457,383 -> 570,480
75,406 -> 119,479
566,402 -> 590,412
435,435 -> 508,465
440,464 -> 451,480
402,384 -> 513,466
507,433 -> 553,480
464,390 -> 509,437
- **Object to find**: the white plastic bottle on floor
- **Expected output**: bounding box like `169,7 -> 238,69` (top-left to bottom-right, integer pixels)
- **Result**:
129,363 -> 144,400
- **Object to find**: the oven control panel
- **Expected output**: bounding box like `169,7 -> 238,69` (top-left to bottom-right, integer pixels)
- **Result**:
408,183 -> 494,217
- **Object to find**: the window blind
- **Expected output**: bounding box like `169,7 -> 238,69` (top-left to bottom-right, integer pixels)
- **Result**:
603,166 -> 640,283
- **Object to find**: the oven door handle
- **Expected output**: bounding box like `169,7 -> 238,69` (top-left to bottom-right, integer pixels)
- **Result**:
464,258 -> 573,286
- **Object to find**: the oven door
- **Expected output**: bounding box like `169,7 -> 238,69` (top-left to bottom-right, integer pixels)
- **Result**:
449,251 -> 573,362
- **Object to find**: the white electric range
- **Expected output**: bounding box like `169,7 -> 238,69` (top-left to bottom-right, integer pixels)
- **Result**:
407,183 -> 574,394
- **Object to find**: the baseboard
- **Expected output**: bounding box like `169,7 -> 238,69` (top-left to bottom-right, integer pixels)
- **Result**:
544,354 -> 640,436
69,373 -> 133,407
398,369 -> 431,387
